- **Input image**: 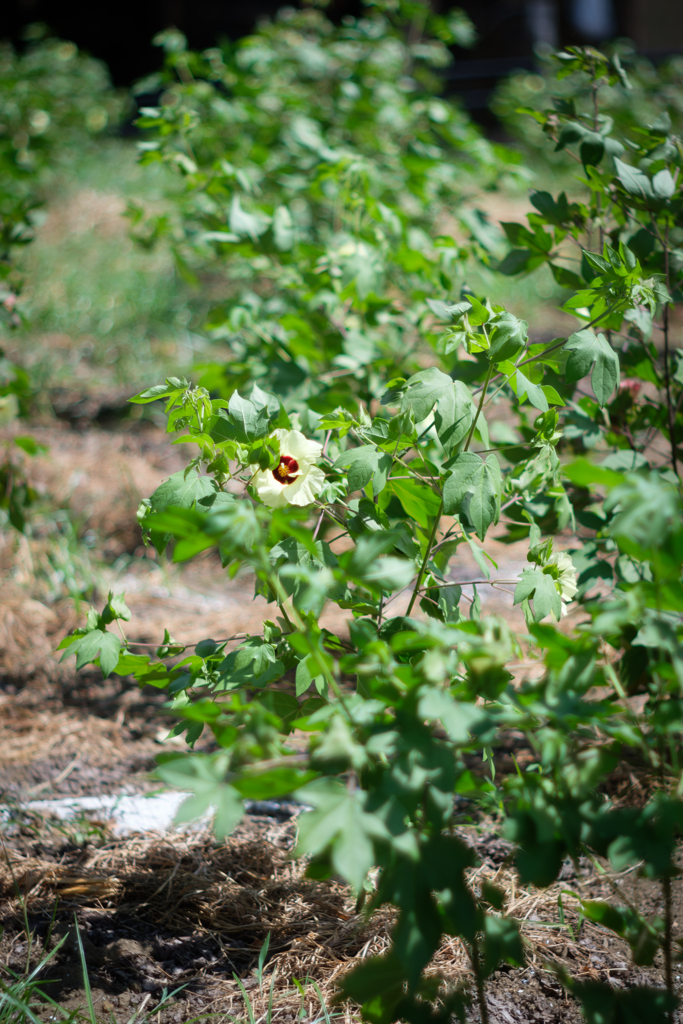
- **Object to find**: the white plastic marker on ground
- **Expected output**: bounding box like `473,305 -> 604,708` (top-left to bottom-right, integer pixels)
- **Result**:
25,792 -> 202,836
12,794 -> 302,836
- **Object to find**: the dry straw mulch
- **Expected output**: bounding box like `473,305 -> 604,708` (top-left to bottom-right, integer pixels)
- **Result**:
0,812 -> 656,1019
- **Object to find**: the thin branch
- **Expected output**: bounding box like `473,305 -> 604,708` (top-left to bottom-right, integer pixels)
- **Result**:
405,501 -> 443,616
421,578 -> 520,588
312,509 -> 325,541
125,631 -> 252,651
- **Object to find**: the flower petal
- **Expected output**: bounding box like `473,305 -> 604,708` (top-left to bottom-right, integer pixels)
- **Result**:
271,428 -> 290,449
549,551 -> 577,602
251,469 -> 290,508
283,465 -> 326,506
284,429 -> 323,462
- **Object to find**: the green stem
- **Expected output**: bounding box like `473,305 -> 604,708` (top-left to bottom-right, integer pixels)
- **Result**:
469,936 -> 489,1024
406,358 -> 495,617
464,360 -> 495,452
664,873 -> 675,1021
663,230 -> 678,475
266,562 -> 353,720
405,499 -> 443,616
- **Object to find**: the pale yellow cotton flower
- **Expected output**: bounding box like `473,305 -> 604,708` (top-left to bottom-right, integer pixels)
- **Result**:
251,429 -> 325,508
546,550 -> 577,616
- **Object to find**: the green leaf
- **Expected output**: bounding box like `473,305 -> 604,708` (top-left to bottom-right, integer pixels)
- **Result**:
468,456 -> 501,540
501,222 -> 534,248
399,367 -> 451,421
102,591 -> 131,623
583,250 -> 611,274
554,120 -> 587,152
541,385 -> 564,406
228,390 -> 270,441
148,470 -> 214,516
273,204 -> 295,250
602,450 -> 648,473
14,436 -> 46,456
337,953 -> 406,1020
156,752 -> 244,839
129,382 -> 183,404
514,568 -> 561,621
261,690 -> 302,728
614,157 -> 653,199
514,369 -> 548,411
652,168 -> 675,199
563,458 -> 625,488
488,312 -> 528,364
361,556 -> 415,592
60,629 -> 122,677
435,380 -> 476,455
400,367 -> 474,455
296,780 -> 381,890
312,716 -> 367,773
425,297 -> 454,320
333,445 -> 392,495
295,655 -> 323,696
564,330 -> 620,407
459,208 -> 504,255
466,295 -> 491,325
112,652 -> 151,676
173,532 -> 216,562
481,915 -> 525,978
580,135 -> 604,168
530,190 -> 570,225
233,767 -> 318,800
388,478 -> 441,529
443,454 -> 500,540
219,639 -> 285,689
229,195 -> 270,240
443,452 -> 482,512
549,262 -> 582,289
418,688 -> 485,744
627,228 -> 654,262
422,583 -> 461,623
497,249 -> 537,276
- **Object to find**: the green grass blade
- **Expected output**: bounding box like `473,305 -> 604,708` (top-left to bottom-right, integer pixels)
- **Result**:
266,967 -> 278,1024
45,897 -> 60,953
148,984 -> 188,1017
24,934 -> 67,985
73,917 -> 97,1024
1,840 -> 32,974
257,932 -> 271,995
0,985 -> 46,1024
233,974 -> 256,1024
311,981 -> 331,1024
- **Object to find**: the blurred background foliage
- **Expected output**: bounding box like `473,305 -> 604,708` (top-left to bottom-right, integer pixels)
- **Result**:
0,26 -> 205,393
126,6 -> 526,409
0,1 -> 682,595
2,8 -> 682,403
492,43 -> 683,169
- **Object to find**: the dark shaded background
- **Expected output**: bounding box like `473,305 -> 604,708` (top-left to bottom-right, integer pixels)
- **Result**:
3,0 -> 683,117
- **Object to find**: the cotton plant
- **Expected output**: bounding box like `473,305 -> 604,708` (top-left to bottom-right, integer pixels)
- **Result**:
58,35 -> 683,1024
128,0 -> 523,411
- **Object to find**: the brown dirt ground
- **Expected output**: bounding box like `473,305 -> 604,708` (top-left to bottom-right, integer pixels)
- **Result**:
2,777 -> 682,1024
0,415 -> 681,1023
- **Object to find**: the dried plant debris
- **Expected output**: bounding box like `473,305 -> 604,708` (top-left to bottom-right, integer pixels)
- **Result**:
0,815 -> 677,1024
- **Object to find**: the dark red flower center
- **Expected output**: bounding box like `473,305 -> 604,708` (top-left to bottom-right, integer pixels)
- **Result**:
272,455 -> 300,485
